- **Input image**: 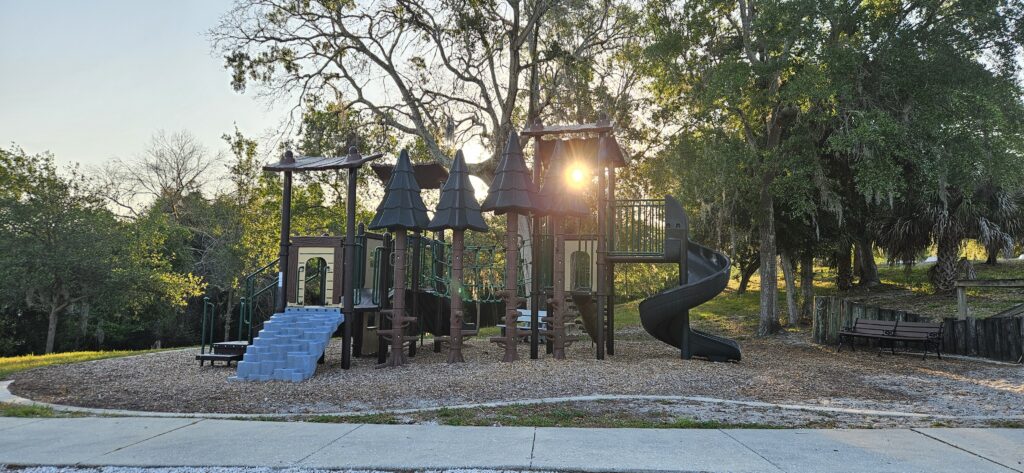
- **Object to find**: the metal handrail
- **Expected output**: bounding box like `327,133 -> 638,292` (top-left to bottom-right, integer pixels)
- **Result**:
200,296 -> 216,354
238,257 -> 280,342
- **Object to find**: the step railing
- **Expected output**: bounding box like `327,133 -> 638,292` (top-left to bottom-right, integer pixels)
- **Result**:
199,296 -> 217,354
238,258 -> 279,343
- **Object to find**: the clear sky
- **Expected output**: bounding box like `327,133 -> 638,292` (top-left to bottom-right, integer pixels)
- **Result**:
0,0 -> 281,167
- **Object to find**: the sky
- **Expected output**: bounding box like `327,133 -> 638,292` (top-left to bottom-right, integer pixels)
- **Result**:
0,0 -> 282,168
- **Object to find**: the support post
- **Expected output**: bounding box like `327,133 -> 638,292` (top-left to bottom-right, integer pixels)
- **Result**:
276,169 -> 293,313
595,138 -> 607,360
341,166 -> 357,369
434,230 -> 445,353
498,212 -> 521,362
530,133 -> 542,359
607,164 -> 616,356
957,286 -> 968,319
376,233 -> 392,365
410,230 -> 421,357
387,230 -> 410,367
679,240 -> 691,359
449,230 -> 466,362
552,218 -> 566,359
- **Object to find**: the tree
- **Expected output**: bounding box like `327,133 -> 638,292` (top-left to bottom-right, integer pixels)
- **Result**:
0,146 -> 201,353
644,0 -> 823,335
211,0 -> 634,176
101,130 -> 221,219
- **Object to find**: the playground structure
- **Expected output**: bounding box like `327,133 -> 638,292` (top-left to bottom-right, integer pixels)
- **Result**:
198,118 -> 740,381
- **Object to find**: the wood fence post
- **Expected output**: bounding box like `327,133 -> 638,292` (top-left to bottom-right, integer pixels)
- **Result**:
942,317 -> 956,355
813,297 -> 827,343
957,286 -> 968,319
966,317 -> 978,356
828,296 -> 841,344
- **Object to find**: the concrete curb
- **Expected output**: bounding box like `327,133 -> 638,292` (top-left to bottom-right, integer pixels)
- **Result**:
4,380 -> 1024,422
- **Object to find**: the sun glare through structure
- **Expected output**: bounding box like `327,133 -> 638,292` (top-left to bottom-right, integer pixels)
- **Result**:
567,162 -> 588,189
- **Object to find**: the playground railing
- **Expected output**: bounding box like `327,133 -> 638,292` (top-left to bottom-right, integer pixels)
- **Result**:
611,199 -> 666,257
371,245 -> 388,306
199,296 -> 217,354
239,258 -> 279,342
353,233 -> 367,305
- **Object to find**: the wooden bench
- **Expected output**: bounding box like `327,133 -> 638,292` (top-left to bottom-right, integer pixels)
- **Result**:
838,318 -> 944,359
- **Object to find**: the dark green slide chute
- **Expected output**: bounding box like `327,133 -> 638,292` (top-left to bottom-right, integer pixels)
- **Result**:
638,241 -> 741,362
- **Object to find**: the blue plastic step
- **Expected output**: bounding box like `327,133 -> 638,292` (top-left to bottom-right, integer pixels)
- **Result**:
230,306 -> 344,382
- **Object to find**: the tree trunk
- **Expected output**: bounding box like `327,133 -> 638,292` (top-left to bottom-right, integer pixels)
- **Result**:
855,238 -> 880,287
224,288 -> 234,342
985,246 -> 999,265
757,185 -> 779,336
780,251 -> 798,327
930,228 -> 963,294
46,306 -> 60,354
737,259 -> 759,294
836,242 -> 853,291
799,254 -> 814,324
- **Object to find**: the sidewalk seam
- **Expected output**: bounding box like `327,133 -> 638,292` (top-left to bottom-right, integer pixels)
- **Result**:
89,419 -> 205,462
719,429 -> 787,473
910,428 -> 1022,473
528,427 -> 537,468
0,418 -> 45,433
293,423 -> 364,465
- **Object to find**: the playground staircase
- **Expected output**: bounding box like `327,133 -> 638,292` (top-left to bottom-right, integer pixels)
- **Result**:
232,306 -> 344,382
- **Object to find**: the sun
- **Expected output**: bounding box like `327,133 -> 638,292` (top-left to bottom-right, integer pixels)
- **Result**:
566,163 -> 588,189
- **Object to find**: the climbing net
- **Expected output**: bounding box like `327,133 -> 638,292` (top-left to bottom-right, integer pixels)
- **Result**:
419,236 -> 527,303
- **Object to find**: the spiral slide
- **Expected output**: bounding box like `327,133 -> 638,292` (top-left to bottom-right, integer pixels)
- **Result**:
638,242 -> 742,362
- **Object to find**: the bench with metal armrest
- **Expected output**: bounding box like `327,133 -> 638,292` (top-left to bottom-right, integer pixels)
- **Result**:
838,318 -> 943,360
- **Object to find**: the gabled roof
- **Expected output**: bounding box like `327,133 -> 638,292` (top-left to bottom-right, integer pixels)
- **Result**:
480,132 -> 539,215
370,161 -> 449,189
368,150 -> 429,231
427,150 -> 488,232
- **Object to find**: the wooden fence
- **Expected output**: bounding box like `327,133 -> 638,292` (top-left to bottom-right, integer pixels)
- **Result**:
813,296 -> 1024,363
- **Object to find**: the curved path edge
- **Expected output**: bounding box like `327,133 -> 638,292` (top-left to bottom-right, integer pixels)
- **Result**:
3,380 -> 1022,422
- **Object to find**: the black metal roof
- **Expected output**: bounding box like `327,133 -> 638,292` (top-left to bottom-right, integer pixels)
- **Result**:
427,150 -> 488,232
263,148 -> 383,172
521,122 -> 614,137
370,161 -> 449,189
538,141 -> 591,217
534,136 -> 627,168
368,150 -> 430,231
480,132 -> 539,215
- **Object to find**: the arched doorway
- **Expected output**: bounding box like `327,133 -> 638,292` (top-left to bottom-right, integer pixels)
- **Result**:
300,257 -> 329,306
570,251 -> 592,291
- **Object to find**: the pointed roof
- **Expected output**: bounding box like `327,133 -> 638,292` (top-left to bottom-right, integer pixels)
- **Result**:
480,132 -> 538,215
369,149 -> 430,231
538,141 -> 591,217
427,150 -> 489,232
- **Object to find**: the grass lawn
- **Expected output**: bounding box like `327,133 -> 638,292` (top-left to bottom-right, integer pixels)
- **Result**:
841,260 -> 1024,319
0,402 -> 58,417
299,403 -> 782,429
0,349 -> 166,380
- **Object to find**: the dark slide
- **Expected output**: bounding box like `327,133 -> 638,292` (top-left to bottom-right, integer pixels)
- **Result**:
638,242 -> 742,362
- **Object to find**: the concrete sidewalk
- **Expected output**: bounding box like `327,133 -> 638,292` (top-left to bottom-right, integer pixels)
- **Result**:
0,417 -> 1021,472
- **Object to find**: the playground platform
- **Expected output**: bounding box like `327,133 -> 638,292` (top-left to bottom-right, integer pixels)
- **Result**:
0,416 -> 1020,472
